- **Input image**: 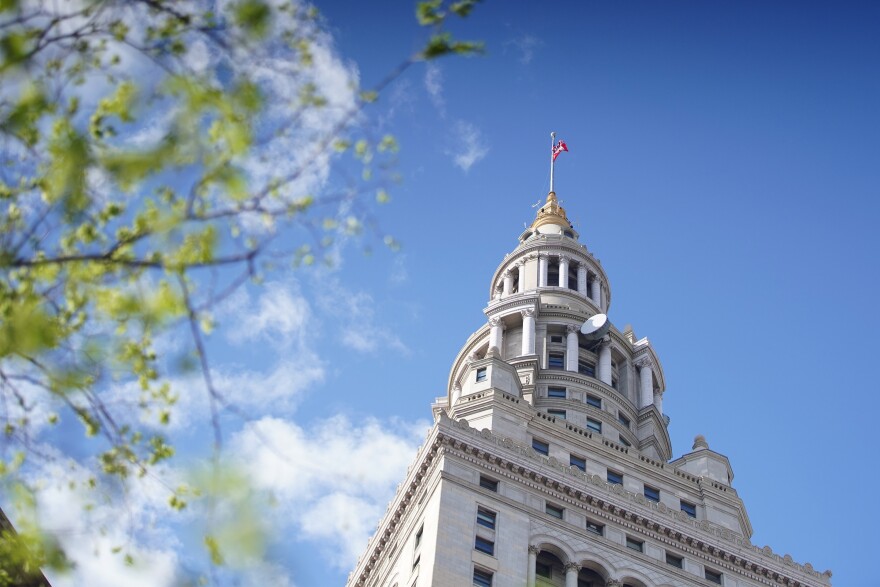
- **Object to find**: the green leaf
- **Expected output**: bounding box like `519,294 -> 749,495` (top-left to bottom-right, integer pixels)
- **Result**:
233,0 -> 272,38
416,0 -> 444,26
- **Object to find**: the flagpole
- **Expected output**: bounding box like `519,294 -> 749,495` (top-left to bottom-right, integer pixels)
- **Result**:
549,131 -> 556,193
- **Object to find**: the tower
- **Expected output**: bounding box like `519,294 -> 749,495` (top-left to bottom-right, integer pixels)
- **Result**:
346,186 -> 831,587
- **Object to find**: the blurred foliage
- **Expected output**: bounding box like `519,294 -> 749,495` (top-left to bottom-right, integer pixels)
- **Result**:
0,0 -> 482,580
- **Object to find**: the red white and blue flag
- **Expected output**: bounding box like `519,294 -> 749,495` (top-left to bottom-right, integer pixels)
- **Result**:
552,139 -> 568,161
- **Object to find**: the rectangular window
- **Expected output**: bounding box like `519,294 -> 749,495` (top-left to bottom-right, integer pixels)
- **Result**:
644,485 -> 660,503
476,367 -> 487,382
415,524 -> 423,547
545,503 -> 564,519
548,352 -> 565,369
536,562 -> 552,578
586,520 -> 604,536
619,436 -> 631,447
479,476 -> 498,492
570,454 -> 586,471
578,361 -> 595,377
586,418 -> 602,433
666,552 -> 683,569
474,536 -> 494,556
550,335 -> 563,344
476,507 -> 496,530
618,413 -> 630,428
705,569 -> 723,584
473,568 -> 493,587
607,470 -> 623,485
680,501 -> 697,518
532,438 -> 549,455
626,536 -> 644,552
547,409 -> 566,419
547,386 -> 567,398
586,394 -> 601,408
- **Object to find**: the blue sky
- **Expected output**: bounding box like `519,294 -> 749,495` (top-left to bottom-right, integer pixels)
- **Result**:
7,1 -> 878,586
309,1 -> 878,584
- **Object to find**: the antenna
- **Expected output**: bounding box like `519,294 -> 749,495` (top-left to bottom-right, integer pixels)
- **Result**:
580,313 -> 610,340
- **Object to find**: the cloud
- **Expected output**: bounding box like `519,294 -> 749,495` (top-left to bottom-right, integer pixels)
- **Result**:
230,415 -> 431,569
424,63 -> 446,115
224,282 -> 311,348
25,455 -> 181,587
450,121 -> 489,172
389,253 -> 408,286
315,276 -> 409,355
506,34 -> 542,65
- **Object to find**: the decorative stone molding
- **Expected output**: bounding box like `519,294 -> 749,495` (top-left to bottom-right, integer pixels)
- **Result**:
564,562 -> 582,573
605,579 -> 622,587
521,308 -> 536,318
634,357 -> 654,370
566,324 -> 580,334
488,316 -> 504,328
528,544 -> 541,555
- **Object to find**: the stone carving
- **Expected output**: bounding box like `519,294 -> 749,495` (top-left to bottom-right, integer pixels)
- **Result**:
566,324 -> 580,334
521,308 -> 536,318
528,544 -> 541,555
564,562 -> 582,573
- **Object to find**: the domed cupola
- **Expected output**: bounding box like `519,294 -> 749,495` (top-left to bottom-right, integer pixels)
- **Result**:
528,191 -> 578,238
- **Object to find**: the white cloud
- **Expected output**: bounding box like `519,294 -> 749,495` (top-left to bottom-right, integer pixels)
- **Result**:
506,34 -> 542,65
25,456 -> 181,587
225,282 -> 311,347
315,276 -> 408,355
230,415 -> 431,569
450,120 -> 489,172
389,253 -> 408,285
424,63 -> 446,115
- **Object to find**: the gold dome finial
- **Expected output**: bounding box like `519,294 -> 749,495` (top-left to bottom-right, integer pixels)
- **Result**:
529,191 -> 572,231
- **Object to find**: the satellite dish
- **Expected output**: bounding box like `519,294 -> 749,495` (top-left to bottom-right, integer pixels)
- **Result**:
580,313 -> 610,340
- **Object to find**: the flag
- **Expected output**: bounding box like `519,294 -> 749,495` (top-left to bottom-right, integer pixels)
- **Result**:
552,139 -> 568,161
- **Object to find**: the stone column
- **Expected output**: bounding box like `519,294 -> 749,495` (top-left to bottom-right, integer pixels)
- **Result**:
521,309 -> 536,356
564,563 -> 581,587
488,317 -> 504,354
599,281 -> 606,310
527,545 -> 539,587
598,339 -> 612,386
654,390 -> 663,414
637,359 -> 654,408
503,270 -> 513,297
566,325 -> 579,372
517,260 -> 526,293
590,275 -> 601,306
538,255 -> 548,287
559,255 -> 569,288
577,264 -> 587,297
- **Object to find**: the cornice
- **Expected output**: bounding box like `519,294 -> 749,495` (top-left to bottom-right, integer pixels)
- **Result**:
437,417 -> 830,586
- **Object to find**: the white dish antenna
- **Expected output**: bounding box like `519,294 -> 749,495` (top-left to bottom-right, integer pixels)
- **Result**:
580,313 -> 610,340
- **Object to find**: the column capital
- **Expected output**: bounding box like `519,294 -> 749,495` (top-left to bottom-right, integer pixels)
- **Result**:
558,253 -> 571,263
488,316 -> 506,329
577,263 -> 587,273
564,562 -> 582,573
528,544 -> 541,555
634,357 -> 654,370
521,308 -> 536,318
606,580 -> 623,587
566,324 -> 580,334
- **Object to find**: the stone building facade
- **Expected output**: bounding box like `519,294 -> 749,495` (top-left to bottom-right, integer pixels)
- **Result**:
346,191 -> 831,587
